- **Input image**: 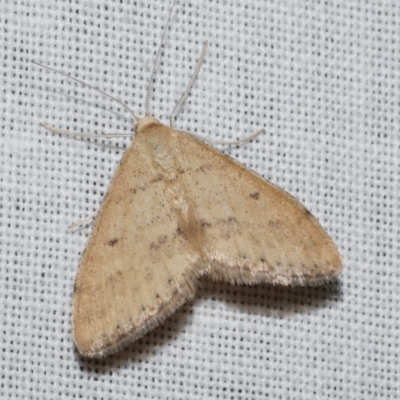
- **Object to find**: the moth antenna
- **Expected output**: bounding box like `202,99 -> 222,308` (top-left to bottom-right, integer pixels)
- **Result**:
170,41 -> 208,128
31,60 -> 139,122
144,0 -> 178,117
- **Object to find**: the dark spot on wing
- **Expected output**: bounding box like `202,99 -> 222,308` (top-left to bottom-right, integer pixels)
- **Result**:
131,185 -> 147,193
216,216 -> 238,227
158,235 -> 167,245
303,207 -> 312,216
150,242 -> 160,251
200,219 -> 212,228
195,163 -> 212,173
151,174 -> 163,183
268,219 -> 283,228
250,191 -> 260,199
107,238 -> 119,247
107,270 -> 123,289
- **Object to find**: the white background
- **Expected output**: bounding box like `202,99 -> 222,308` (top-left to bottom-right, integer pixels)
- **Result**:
1,0 -> 399,398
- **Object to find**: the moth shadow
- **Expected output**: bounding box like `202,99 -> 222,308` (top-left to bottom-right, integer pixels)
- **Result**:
75,278 -> 342,371
198,278 -> 343,318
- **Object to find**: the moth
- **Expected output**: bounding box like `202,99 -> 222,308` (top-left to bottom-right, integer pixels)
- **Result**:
36,1 -> 342,358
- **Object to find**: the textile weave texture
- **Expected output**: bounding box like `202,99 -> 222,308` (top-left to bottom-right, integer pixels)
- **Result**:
1,0 -> 399,398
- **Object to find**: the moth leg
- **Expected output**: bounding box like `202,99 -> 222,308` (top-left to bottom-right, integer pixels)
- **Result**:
188,129 -> 265,147
170,41 -> 208,128
40,123 -> 134,139
168,41 -> 264,147
210,129 -> 264,146
68,210 -> 99,230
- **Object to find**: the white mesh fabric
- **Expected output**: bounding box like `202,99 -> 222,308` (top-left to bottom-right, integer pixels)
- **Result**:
1,0 -> 399,398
